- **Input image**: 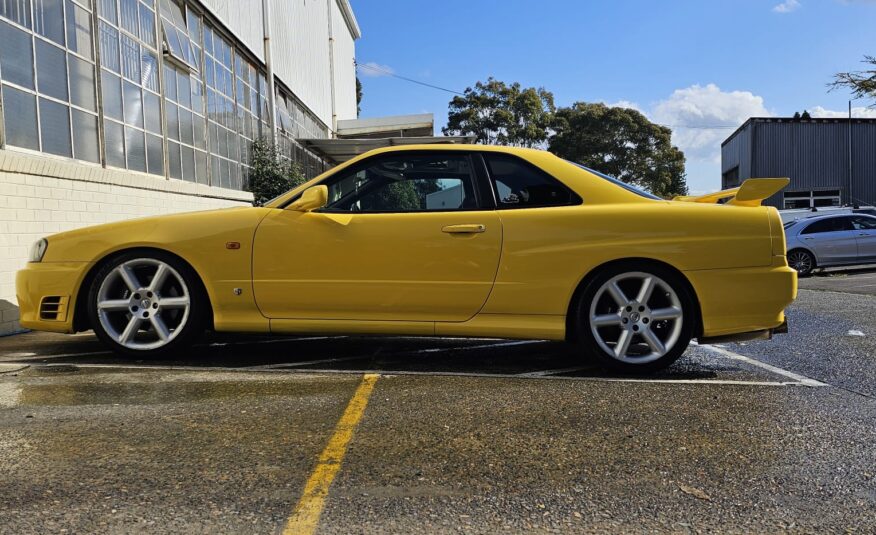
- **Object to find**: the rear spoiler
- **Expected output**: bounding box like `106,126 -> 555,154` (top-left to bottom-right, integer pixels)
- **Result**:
673,178 -> 790,207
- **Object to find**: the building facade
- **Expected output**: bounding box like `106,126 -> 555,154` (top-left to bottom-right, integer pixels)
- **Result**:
721,117 -> 876,209
0,0 -> 360,334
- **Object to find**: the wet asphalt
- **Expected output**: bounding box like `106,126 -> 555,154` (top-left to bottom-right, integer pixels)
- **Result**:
0,271 -> 875,533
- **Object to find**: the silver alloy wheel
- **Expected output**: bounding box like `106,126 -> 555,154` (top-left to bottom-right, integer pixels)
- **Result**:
788,251 -> 812,274
588,272 -> 684,364
96,258 -> 191,350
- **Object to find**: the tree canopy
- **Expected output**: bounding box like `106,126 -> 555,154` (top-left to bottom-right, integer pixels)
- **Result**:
549,103 -> 687,197
831,55 -> 876,102
442,78 -> 555,147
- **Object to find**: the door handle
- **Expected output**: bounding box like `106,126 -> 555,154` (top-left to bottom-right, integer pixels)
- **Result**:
442,224 -> 486,234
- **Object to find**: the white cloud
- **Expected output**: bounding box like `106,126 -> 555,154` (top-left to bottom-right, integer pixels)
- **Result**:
809,105 -> 876,118
357,62 -> 395,78
603,100 -> 642,112
651,84 -> 771,163
773,0 -> 801,12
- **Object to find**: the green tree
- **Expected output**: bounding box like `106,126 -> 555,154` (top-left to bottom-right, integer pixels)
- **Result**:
356,76 -> 363,117
831,55 -> 876,102
549,103 -> 688,198
246,138 -> 306,206
442,78 -> 555,147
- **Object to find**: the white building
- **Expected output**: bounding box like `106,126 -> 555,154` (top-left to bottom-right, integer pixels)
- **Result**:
0,0 -> 361,334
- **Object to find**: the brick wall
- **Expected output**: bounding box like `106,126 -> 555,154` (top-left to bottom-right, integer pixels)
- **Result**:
0,149 -> 253,335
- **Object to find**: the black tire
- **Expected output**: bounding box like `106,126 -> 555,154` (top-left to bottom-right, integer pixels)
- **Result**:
787,249 -> 816,277
573,263 -> 696,374
87,250 -> 208,358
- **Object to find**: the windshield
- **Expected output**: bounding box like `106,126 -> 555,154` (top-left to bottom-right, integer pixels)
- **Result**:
566,161 -> 662,200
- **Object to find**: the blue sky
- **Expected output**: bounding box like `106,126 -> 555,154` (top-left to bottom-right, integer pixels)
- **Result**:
349,0 -> 876,194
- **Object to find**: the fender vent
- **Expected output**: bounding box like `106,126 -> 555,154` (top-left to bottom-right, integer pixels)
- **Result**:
39,296 -> 69,321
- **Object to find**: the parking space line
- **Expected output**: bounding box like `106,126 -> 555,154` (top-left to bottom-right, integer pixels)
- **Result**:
699,344 -> 828,387
283,373 -> 379,535
517,366 -> 591,377
413,340 -> 545,354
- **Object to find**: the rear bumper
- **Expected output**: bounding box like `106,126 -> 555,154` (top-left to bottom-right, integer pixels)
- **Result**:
685,258 -> 797,338
16,262 -> 91,333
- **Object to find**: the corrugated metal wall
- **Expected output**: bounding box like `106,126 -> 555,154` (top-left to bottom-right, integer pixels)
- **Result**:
721,124 -> 752,187
852,122 -> 876,206
331,0 -> 358,122
201,0 -> 265,63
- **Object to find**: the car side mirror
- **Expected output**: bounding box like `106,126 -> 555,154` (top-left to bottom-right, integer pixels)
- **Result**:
288,185 -> 328,212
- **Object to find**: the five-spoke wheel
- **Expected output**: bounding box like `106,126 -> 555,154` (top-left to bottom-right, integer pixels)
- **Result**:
575,265 -> 695,373
87,252 -> 205,356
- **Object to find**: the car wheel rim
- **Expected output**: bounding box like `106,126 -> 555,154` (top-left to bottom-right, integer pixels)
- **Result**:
588,272 -> 684,364
96,259 -> 191,350
788,252 -> 811,273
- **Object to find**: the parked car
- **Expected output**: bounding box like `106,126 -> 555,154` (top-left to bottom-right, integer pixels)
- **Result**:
785,213 -> 876,276
780,206 -> 876,224
16,145 -> 796,373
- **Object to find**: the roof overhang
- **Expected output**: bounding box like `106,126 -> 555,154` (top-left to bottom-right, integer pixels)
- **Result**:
298,136 -> 476,164
336,0 -> 361,40
337,113 -> 434,139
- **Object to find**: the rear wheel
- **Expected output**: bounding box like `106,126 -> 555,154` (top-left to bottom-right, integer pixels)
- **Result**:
574,265 -> 695,374
87,251 -> 207,357
787,249 -> 815,277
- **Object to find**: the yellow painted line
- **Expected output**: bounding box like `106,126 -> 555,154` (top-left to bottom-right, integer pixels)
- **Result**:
283,373 -> 379,535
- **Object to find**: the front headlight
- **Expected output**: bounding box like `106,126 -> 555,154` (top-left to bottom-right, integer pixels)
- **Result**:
29,238 -> 48,262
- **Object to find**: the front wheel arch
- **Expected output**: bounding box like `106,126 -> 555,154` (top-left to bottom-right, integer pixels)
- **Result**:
73,247 -> 213,333
564,258 -> 703,343
787,248 -> 817,276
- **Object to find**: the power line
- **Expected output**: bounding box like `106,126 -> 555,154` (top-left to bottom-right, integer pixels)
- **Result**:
355,61 -> 465,96
356,61 -> 744,130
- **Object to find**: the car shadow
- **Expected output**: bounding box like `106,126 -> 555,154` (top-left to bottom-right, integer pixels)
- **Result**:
1,332 -> 731,381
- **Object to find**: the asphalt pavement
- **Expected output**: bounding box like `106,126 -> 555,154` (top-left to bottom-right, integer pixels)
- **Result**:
0,272 -> 874,533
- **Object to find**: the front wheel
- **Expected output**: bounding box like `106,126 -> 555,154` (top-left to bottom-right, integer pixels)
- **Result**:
574,265 -> 696,374
787,249 -> 815,277
87,251 -> 207,357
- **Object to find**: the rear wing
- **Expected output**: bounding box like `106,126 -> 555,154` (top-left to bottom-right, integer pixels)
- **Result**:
673,178 -> 789,207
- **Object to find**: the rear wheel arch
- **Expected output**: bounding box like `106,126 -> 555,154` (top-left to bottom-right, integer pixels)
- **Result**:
73,247 -> 213,332
564,258 -> 703,342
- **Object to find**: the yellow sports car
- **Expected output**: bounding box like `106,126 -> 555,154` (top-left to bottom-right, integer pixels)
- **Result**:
16,145 -> 796,373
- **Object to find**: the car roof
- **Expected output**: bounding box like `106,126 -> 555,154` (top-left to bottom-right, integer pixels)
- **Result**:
791,212 -> 875,224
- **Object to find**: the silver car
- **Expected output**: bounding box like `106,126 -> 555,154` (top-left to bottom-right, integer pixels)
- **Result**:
785,213 -> 876,276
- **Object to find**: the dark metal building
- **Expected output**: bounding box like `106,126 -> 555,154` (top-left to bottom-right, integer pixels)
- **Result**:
721,117 -> 876,209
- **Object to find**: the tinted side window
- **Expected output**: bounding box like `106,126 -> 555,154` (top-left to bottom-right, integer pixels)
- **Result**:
484,154 -> 578,209
323,154 -> 478,213
801,217 -> 855,234
852,216 -> 876,230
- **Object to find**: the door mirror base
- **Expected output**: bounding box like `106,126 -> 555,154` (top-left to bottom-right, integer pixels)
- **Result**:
288,185 -> 328,212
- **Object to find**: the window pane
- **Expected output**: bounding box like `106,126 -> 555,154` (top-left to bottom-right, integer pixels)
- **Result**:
68,54 -> 95,110
119,33 -> 139,81
119,0 -> 137,38
100,69 -> 121,119
0,0 -> 32,28
36,39 -> 69,100
1,84 -> 39,149
166,101 -> 178,140
143,90 -> 160,133
122,79 -> 142,127
141,49 -> 158,91
193,114 -> 205,149
98,21 -> 119,72
486,153 -> 575,208
145,132 -> 163,175
176,69 -> 190,108
162,64 -> 176,101
167,140 -> 181,179
65,1 -> 92,59
0,20 -> 35,89
190,75 -> 202,113
104,118 -> 125,167
179,108 -> 192,145
138,2 -> 154,47
71,108 -> 98,162
124,126 -> 145,171
38,97 -> 72,157
97,0 -> 116,24
181,144 -> 194,181
34,0 -> 65,45
195,149 -> 206,184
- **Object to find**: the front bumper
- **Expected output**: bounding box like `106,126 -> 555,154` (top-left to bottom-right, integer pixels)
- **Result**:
686,258 -> 797,339
16,261 -> 91,333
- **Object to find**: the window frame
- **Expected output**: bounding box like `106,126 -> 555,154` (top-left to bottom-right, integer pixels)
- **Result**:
280,151 -> 496,214
480,152 -> 582,210
800,216 -> 855,235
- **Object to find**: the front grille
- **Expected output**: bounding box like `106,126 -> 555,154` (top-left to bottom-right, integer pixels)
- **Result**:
39,296 -> 68,321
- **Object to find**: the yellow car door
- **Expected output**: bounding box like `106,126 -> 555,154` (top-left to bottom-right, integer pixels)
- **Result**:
252,152 -> 502,322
